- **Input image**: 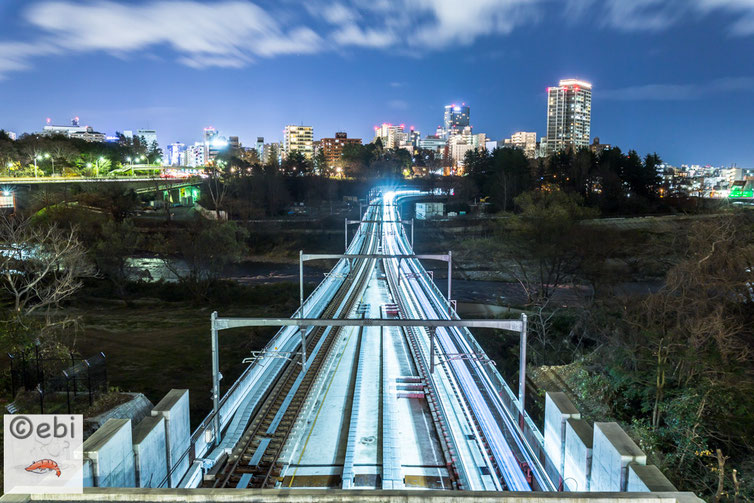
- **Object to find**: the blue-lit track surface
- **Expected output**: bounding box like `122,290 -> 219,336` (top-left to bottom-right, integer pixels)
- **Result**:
192,189 -> 553,492
381,190 -> 554,491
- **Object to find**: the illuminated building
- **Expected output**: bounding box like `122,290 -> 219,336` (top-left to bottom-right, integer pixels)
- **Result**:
546,79 -> 592,154
373,123 -> 406,150
187,142 -> 205,167
284,125 -> 314,159
504,131 -> 537,158
167,142 -> 186,166
137,128 -> 158,149
42,117 -> 106,142
321,132 -> 362,167
203,127 -> 229,162
442,104 -> 470,138
448,126 -> 486,167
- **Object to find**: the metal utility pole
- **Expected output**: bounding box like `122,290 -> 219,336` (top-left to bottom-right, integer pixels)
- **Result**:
445,251 -> 453,315
299,251 -> 307,372
344,218 -> 348,252
210,311 -> 221,445
518,313 -> 528,424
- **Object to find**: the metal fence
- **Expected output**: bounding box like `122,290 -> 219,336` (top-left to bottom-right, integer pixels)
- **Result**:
8,348 -> 108,414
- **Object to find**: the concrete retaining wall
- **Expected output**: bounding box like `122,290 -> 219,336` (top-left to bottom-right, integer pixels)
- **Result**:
563,418 -> 593,492
151,389 -> 190,488
544,392 -> 581,480
132,416 -> 167,488
543,392 -> 674,494
77,388 -> 191,489
627,464 -> 677,492
82,419 -> 136,488
591,423 -> 647,492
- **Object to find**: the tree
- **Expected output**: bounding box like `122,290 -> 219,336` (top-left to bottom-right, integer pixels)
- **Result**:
591,213 -> 754,497
161,219 -> 248,301
92,220 -> 142,300
205,160 -> 229,219
282,150 -> 311,176
498,189 -> 597,360
0,216 -> 94,332
77,185 -> 139,222
313,149 -> 329,175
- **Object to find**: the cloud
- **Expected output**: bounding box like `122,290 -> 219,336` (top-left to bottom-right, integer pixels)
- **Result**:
3,0 -> 754,79
694,0 -> 754,35
600,77 -> 754,101
410,0 -> 542,48
0,0 -> 322,78
332,25 -> 396,48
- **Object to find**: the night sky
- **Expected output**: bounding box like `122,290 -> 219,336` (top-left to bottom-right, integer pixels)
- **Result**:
1,0 -> 753,167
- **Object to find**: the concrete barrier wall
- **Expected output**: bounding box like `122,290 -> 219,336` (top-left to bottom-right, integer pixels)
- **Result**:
544,392 -> 581,480
132,416 -> 167,488
591,423 -> 647,492
627,464 -> 677,492
563,418 -> 593,492
543,392 -> 676,494
151,389 -> 190,488
82,419 -> 136,488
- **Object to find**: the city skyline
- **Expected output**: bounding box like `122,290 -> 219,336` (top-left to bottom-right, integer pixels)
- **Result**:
1,0 -> 754,167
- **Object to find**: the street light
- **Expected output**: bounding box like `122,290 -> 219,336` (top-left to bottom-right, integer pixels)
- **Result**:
44,153 -> 55,176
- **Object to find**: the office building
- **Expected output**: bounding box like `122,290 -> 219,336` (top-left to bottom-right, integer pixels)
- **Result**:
228,136 -> 240,151
186,142 -> 205,167
448,126 -> 486,167
546,79 -> 592,154
284,125 -> 314,159
420,135 -> 446,153
167,142 -> 186,166
320,132 -> 362,167
443,104 -> 470,138
590,137 -> 611,155
137,128 -> 158,149
263,142 -> 282,164
42,117 -> 106,142
373,123 -> 406,150
255,137 -> 264,158
504,131 -> 538,158
202,127 -> 229,163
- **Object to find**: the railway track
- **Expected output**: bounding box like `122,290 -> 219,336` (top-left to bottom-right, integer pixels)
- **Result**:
207,218 -> 379,489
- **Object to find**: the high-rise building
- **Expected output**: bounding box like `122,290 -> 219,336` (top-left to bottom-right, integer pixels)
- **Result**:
255,137 -> 264,158
504,131 -> 538,159
202,127 -> 229,163
373,123 -> 406,150
137,128 -> 158,149
228,136 -> 240,151
320,132 -> 362,167
167,142 -> 186,166
546,79 -> 592,155
443,104 -> 470,138
187,142 -> 206,167
448,126 -> 486,167
284,125 -> 314,159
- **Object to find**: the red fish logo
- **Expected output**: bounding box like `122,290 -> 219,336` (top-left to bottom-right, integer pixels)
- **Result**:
25,459 -> 61,477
